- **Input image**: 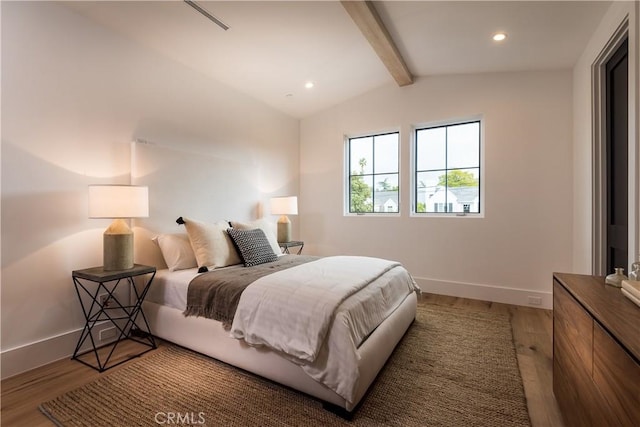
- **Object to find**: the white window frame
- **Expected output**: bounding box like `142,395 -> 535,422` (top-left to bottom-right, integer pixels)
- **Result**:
344,129 -> 401,216
410,116 -> 484,218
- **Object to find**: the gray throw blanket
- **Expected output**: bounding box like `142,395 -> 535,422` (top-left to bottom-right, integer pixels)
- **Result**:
183,255 -> 319,326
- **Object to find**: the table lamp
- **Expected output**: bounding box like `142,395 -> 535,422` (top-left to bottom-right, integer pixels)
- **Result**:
270,196 -> 298,243
89,185 -> 149,271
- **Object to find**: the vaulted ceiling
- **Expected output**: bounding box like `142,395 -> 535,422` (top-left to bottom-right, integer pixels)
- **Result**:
63,1 -> 610,118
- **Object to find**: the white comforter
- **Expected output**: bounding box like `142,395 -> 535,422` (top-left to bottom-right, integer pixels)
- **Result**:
230,255 -> 416,403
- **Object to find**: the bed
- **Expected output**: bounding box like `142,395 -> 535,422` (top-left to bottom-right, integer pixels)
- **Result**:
137,217 -> 418,414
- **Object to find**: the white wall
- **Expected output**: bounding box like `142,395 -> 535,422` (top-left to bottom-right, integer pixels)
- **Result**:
300,71 -> 574,309
572,1 -> 640,274
0,1 -> 299,378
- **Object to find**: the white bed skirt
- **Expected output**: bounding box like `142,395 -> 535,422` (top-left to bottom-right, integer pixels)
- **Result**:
142,291 -> 417,412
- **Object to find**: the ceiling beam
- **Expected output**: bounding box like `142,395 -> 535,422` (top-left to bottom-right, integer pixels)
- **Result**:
341,0 -> 413,87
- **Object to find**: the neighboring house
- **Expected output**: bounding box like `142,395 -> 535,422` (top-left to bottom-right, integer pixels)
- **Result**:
373,190 -> 398,212
418,186 -> 479,213
373,186 -> 479,213
449,187 -> 480,213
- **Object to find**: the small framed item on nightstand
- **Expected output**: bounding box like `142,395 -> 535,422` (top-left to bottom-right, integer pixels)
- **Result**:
71,264 -> 157,372
279,240 -> 304,255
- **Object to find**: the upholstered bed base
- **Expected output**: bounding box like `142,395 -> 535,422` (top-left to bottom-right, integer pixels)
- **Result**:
142,291 -> 417,412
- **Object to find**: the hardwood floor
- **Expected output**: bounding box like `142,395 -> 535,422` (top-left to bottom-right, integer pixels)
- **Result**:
421,294 -> 564,427
1,294 -> 564,426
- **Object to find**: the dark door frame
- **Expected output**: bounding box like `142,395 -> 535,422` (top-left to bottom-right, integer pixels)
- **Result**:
605,38 -> 629,273
591,17 -> 638,276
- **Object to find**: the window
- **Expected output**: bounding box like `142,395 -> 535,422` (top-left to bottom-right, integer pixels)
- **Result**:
414,120 -> 481,215
347,131 -> 399,214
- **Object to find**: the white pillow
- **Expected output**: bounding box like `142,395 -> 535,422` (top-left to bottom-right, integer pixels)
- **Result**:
181,217 -> 242,270
152,233 -> 198,271
229,218 -> 281,255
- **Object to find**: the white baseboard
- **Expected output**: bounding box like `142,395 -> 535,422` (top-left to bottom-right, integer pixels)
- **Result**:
414,276 -> 553,310
1,322 -> 118,380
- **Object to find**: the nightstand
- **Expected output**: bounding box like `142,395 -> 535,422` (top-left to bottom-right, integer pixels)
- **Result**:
71,264 -> 157,372
279,240 -> 304,255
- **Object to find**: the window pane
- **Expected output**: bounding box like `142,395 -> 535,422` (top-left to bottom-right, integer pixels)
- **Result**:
447,122 -> 480,169
350,137 -> 373,175
347,131 -> 399,215
447,168 -> 479,213
374,133 -> 399,174
374,174 -> 398,213
416,127 -> 446,171
350,175 -> 373,213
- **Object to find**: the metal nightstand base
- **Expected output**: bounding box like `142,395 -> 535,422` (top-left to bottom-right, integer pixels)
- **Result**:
72,265 -> 157,372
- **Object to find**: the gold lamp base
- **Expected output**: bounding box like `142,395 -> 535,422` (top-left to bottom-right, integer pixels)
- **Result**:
103,219 -> 134,271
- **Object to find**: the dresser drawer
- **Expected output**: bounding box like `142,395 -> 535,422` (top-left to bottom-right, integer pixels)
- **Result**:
553,280 -> 617,426
553,357 -> 595,426
593,323 -> 640,426
553,280 -> 593,375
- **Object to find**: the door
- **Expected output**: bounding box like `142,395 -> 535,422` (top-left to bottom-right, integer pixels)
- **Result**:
605,38 -> 628,273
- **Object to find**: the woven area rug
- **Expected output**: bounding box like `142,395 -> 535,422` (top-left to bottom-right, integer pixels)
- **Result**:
40,303 -> 531,426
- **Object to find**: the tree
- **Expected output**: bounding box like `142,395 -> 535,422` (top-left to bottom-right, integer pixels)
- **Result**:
358,157 -> 367,172
377,177 -> 399,192
378,178 -> 391,191
438,170 -> 478,187
350,176 -> 372,212
350,158 -> 372,213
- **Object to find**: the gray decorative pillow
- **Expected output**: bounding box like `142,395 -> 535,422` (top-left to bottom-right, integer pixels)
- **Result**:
229,219 -> 281,255
227,228 -> 278,267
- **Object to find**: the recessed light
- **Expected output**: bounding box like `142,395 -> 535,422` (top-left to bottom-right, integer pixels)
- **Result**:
492,32 -> 507,42
304,81 -> 315,89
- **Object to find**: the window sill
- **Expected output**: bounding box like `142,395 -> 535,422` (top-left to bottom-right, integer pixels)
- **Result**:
410,212 -> 484,218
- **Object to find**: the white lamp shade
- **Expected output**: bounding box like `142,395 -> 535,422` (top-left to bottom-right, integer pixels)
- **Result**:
89,185 -> 149,218
270,196 -> 298,215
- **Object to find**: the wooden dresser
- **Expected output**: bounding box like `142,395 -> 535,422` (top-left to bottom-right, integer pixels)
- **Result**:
553,273 -> 640,426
